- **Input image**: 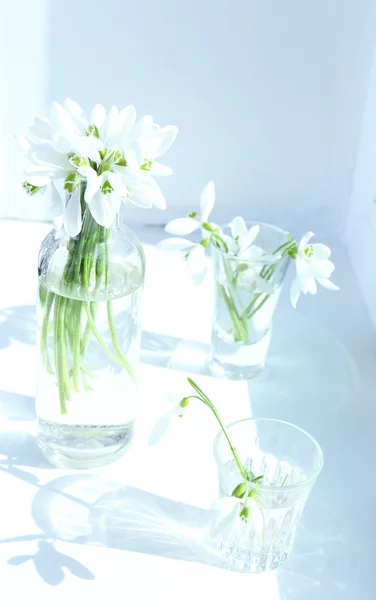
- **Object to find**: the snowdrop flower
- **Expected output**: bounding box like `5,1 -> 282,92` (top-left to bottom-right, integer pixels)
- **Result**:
18,99 -> 178,237
148,392 -> 190,446
227,217 -> 275,294
165,180 -> 215,236
210,494 -> 264,545
290,232 -> 339,308
228,216 -> 260,257
159,181 -> 216,283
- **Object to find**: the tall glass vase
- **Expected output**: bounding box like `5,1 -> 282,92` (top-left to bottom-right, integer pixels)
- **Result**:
208,223 -> 289,379
36,183 -> 145,468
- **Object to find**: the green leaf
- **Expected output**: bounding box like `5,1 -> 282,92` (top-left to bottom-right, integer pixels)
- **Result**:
252,475 -> 264,483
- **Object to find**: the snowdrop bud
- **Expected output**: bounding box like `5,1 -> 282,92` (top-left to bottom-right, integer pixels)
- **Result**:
179,397 -> 189,408
232,482 -> 247,498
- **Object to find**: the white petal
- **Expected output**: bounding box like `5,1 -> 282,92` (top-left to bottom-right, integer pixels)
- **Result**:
65,98 -> 85,119
73,134 -> 101,162
129,115 -> 154,146
240,225 -> 260,251
221,234 -> 237,253
230,216 -> 247,238
23,172 -> 51,186
81,168 -> 101,204
25,165 -> 68,181
89,190 -> 116,227
117,105 -> 136,137
125,146 -> 144,168
317,278 -> 340,291
165,217 -> 201,236
145,125 -> 178,159
63,187 -> 82,237
90,104 -> 106,129
290,277 -> 302,308
31,146 -> 71,169
106,190 -> 121,215
199,180 -> 215,222
254,273 -> 274,295
49,102 -> 75,135
245,498 -> 264,536
51,182 -> 65,219
106,170 -> 123,192
132,177 -> 166,210
312,243 -> 331,260
148,162 -> 173,176
51,133 -> 74,154
309,259 -> 334,279
64,98 -> 88,131
298,231 -> 315,253
211,496 -> 239,514
158,237 -> 195,251
29,117 -> 51,140
103,105 -> 119,141
128,191 -> 153,209
186,244 -> 207,276
16,135 -> 32,157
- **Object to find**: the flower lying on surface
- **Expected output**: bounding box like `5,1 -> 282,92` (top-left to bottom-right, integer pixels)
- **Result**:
17,99 -> 178,236
210,493 -> 264,544
290,232 -> 339,308
166,378 -> 265,544
148,392 -> 190,446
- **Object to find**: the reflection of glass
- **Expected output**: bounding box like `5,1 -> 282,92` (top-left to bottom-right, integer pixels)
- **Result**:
36,188 -> 145,469
208,223 -> 289,379
213,418 -> 323,573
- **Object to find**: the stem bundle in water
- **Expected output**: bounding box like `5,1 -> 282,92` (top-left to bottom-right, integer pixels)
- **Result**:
39,183 -> 135,414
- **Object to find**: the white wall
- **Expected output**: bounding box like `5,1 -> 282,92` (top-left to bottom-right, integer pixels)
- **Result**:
1,0 -> 376,234
346,45 -> 376,329
0,1 -> 50,221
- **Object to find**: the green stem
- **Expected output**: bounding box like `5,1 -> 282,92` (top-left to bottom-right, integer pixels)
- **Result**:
84,302 -> 134,374
40,291 -> 55,374
186,378 -> 246,479
54,296 -> 68,413
107,301 -> 135,381
73,301 -> 83,392
246,294 -> 270,320
80,302 -> 98,355
218,284 -> 249,343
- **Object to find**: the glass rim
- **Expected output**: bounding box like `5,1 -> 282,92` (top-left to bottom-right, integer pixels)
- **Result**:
212,220 -> 289,266
213,417 -> 324,493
